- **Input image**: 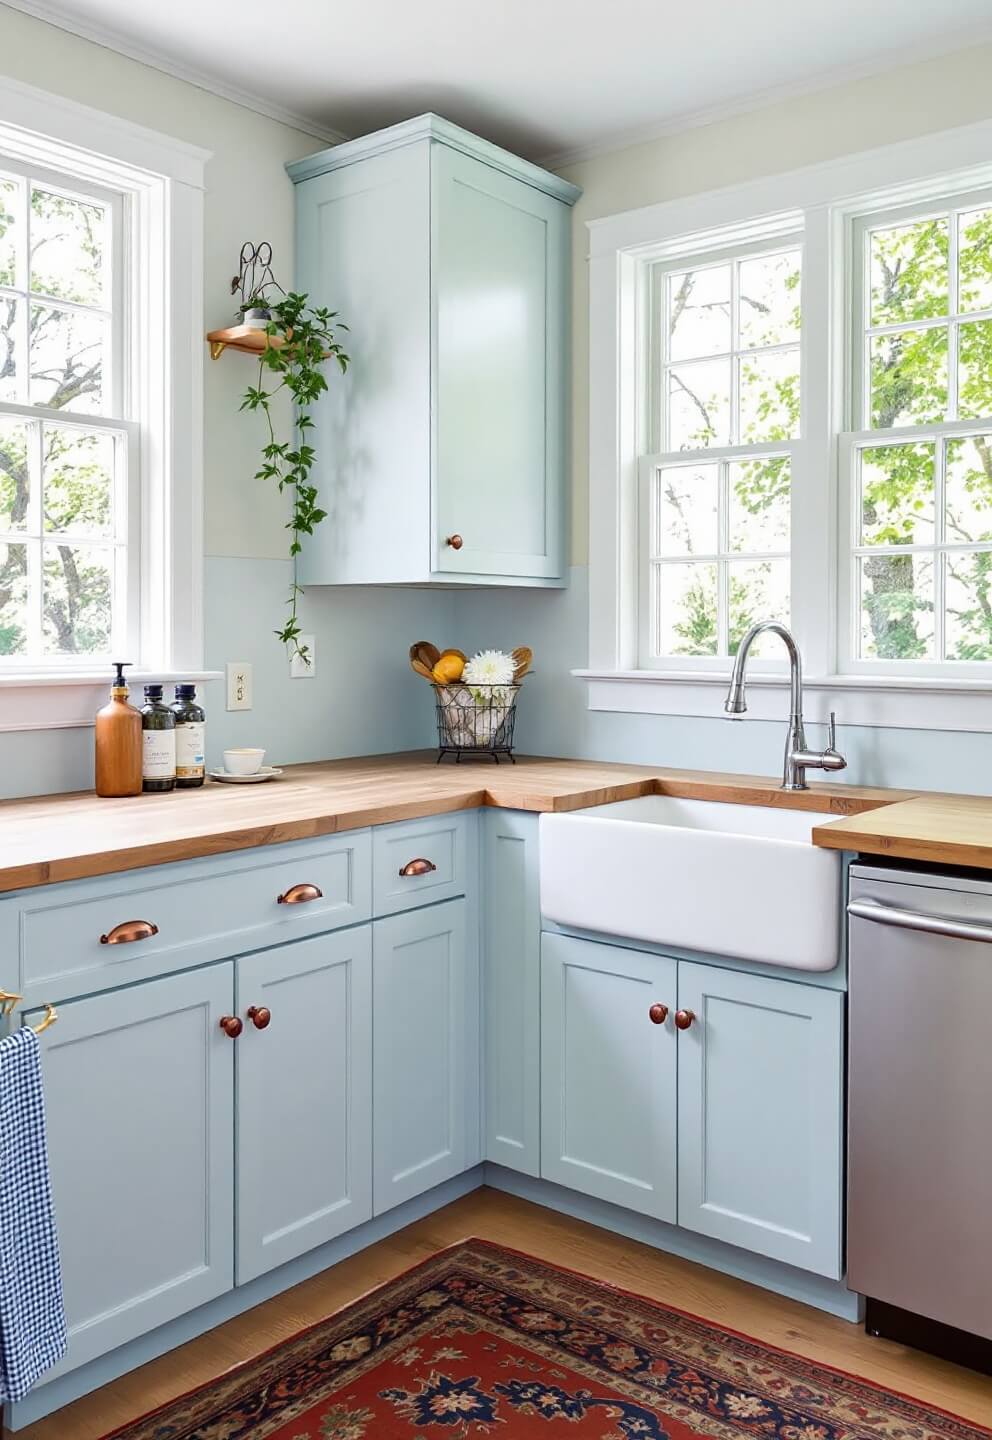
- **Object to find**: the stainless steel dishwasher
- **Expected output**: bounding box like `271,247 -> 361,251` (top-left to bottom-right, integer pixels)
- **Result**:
848,862 -> 992,1366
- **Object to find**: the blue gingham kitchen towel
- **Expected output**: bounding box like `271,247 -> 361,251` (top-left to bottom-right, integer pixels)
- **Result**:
0,1026 -> 67,1403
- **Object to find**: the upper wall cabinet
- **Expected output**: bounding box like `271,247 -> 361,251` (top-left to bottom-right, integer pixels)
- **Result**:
288,115 -> 581,588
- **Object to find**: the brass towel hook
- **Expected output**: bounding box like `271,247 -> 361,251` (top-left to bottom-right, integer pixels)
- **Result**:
32,1003 -> 58,1035
0,993 -> 58,1034
0,989 -> 23,1018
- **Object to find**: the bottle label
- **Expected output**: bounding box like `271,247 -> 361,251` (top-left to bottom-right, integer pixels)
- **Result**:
175,721 -> 205,778
142,730 -> 176,780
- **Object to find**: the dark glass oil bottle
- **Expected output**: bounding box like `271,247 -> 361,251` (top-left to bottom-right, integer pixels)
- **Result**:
171,684 -> 206,788
141,684 -> 176,792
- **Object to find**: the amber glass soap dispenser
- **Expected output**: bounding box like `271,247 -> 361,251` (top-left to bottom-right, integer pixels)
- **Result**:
95,661 -> 142,797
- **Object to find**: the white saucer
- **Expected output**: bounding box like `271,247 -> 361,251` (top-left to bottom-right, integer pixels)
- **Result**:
208,767 -> 283,784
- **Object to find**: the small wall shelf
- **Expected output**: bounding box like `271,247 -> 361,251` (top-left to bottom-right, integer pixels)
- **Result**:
206,324 -> 287,361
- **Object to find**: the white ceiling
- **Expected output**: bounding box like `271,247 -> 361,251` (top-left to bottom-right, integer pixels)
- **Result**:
8,0 -> 992,163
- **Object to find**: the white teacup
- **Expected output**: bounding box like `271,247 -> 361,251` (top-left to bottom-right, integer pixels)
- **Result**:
223,747 -> 265,776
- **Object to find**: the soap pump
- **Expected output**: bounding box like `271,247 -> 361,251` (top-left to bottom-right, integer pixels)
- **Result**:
95,661 -> 142,797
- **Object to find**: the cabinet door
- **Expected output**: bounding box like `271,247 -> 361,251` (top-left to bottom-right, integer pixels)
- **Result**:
483,810 -> 540,1175
541,933 -> 677,1220
433,143 -> 567,581
34,965 -> 234,1376
295,143 -> 432,584
677,962 -> 843,1278
235,927 -> 372,1284
373,898 -> 479,1213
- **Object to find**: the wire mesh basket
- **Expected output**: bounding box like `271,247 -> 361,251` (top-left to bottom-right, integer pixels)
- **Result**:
433,683 -> 520,762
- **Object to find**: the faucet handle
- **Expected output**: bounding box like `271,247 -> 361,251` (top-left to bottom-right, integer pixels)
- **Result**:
827,711 -> 838,751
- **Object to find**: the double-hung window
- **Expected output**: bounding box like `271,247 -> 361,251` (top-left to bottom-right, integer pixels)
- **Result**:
588,119 -> 992,726
640,237 -> 801,667
0,159 -> 137,668
841,194 -> 992,674
0,75 -> 207,723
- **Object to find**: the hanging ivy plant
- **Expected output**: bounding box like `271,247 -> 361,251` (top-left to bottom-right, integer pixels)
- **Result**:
240,291 -> 349,664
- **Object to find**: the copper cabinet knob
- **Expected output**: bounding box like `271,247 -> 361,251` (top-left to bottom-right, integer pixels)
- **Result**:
219,1015 -> 243,1038
674,1009 -> 695,1031
445,534 -> 464,550
399,858 -> 438,878
277,883 -> 323,905
100,919 -> 159,946
648,1003 -> 669,1025
247,1005 -> 271,1030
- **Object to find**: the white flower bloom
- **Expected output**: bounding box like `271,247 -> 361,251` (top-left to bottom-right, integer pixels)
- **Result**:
463,649 -> 516,686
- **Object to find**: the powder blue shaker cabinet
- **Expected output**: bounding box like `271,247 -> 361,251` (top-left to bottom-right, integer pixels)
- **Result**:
288,115 -> 581,587
372,897 -> 480,1214
235,926 -> 373,1285
538,933 -> 845,1279
32,965 -> 236,1377
676,960 -> 844,1279
482,809 -> 542,1176
540,932 -> 679,1222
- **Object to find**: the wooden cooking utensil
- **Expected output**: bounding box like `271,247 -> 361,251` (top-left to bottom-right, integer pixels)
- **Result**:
411,640 -> 441,671
512,645 -> 533,681
410,657 -> 435,681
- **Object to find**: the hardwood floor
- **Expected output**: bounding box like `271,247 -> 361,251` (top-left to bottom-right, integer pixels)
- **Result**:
15,1187 -> 992,1438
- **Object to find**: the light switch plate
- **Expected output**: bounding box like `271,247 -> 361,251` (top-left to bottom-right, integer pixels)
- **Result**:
226,661 -> 252,711
290,635 -> 316,679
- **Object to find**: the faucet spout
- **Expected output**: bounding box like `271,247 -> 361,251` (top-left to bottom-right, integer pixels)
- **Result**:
723,620 -> 844,791
724,620 -> 802,720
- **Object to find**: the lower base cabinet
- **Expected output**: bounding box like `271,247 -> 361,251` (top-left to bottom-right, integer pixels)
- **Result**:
677,960 -> 844,1278
541,932 -> 677,1220
38,966 -> 235,1375
483,809 -> 541,1176
236,928 -> 373,1284
373,897 -> 480,1214
540,933 -> 844,1279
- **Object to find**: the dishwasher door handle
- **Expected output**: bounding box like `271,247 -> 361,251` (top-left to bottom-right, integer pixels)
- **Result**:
849,897 -> 992,945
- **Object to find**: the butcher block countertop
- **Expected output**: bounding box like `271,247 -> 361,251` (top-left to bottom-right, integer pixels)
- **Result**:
811,794 -> 992,871
0,750 -> 986,893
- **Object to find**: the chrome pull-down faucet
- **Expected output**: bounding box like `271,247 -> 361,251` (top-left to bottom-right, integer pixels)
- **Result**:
724,620 -> 847,791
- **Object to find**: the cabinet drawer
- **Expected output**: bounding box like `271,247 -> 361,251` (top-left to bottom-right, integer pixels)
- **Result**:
372,810 -> 475,916
1,832 -> 372,1004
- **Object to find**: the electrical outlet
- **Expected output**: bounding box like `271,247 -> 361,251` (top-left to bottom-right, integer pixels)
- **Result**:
290,635 -> 316,679
226,662 -> 252,711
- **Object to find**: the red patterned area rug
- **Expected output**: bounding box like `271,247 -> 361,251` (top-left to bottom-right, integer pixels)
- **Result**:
104,1239 -> 989,1440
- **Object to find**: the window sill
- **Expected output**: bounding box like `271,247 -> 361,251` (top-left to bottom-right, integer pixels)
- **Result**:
573,669 -> 992,733
0,671 -> 223,733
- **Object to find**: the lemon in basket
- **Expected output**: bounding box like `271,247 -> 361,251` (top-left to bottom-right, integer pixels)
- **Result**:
432,652 -> 465,684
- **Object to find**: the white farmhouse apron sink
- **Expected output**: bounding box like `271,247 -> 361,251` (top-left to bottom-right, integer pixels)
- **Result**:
539,795 -> 843,971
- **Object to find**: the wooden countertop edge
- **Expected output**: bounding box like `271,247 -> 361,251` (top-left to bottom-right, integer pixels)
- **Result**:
0,751 -> 987,892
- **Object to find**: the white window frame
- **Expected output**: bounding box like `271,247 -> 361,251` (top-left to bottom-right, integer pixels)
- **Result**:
582,117 -> 992,732
838,188 -> 992,681
0,75 -> 214,731
639,231 -> 803,673
0,153 -> 139,671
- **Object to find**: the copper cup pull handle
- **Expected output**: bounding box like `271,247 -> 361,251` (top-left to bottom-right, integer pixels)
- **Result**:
277,883 -> 323,905
674,1009 -> 695,1031
100,920 -> 159,946
399,858 -> 438,878
219,1015 -> 243,1039
648,1003 -> 669,1025
247,1005 -> 271,1030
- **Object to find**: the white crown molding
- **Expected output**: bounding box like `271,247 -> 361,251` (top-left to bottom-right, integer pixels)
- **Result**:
540,19 -> 992,172
0,0 -> 348,145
